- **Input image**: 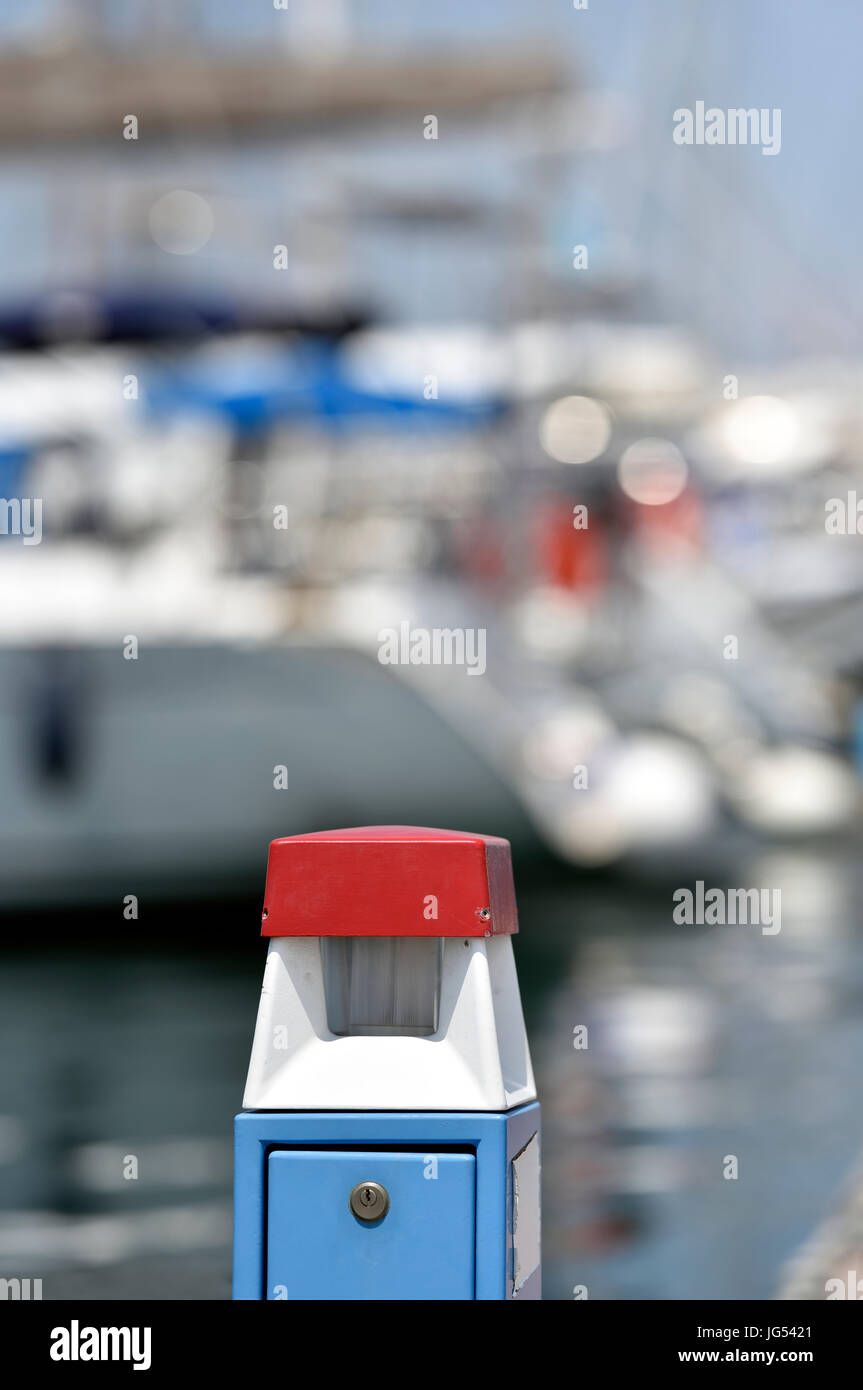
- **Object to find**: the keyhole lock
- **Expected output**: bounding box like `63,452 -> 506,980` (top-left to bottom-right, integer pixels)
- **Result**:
349,1180 -> 390,1222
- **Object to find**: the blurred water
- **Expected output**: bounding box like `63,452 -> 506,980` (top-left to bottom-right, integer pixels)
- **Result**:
530,852 -> 863,1301
2,847 -> 863,1299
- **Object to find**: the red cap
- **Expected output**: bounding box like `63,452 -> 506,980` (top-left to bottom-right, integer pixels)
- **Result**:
261,825 -> 518,937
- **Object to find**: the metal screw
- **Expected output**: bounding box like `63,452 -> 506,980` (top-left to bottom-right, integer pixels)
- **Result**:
349,1180 -> 390,1222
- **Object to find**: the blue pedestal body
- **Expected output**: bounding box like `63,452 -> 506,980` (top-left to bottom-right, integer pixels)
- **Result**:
233,1103 -> 540,1301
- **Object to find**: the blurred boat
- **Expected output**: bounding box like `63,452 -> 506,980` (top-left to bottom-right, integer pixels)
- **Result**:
1,314 -> 859,909
0,321 -> 532,908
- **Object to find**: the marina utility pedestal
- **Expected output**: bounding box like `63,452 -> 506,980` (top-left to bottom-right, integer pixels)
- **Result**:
233,825 -> 540,1301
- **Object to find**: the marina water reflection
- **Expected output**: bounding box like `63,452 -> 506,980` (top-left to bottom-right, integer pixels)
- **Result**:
2,846 -> 863,1299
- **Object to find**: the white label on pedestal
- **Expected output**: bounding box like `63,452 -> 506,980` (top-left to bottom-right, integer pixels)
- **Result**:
513,1132 -> 540,1291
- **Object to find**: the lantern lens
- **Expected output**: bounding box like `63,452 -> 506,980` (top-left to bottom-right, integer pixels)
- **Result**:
322,937 -> 442,1037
